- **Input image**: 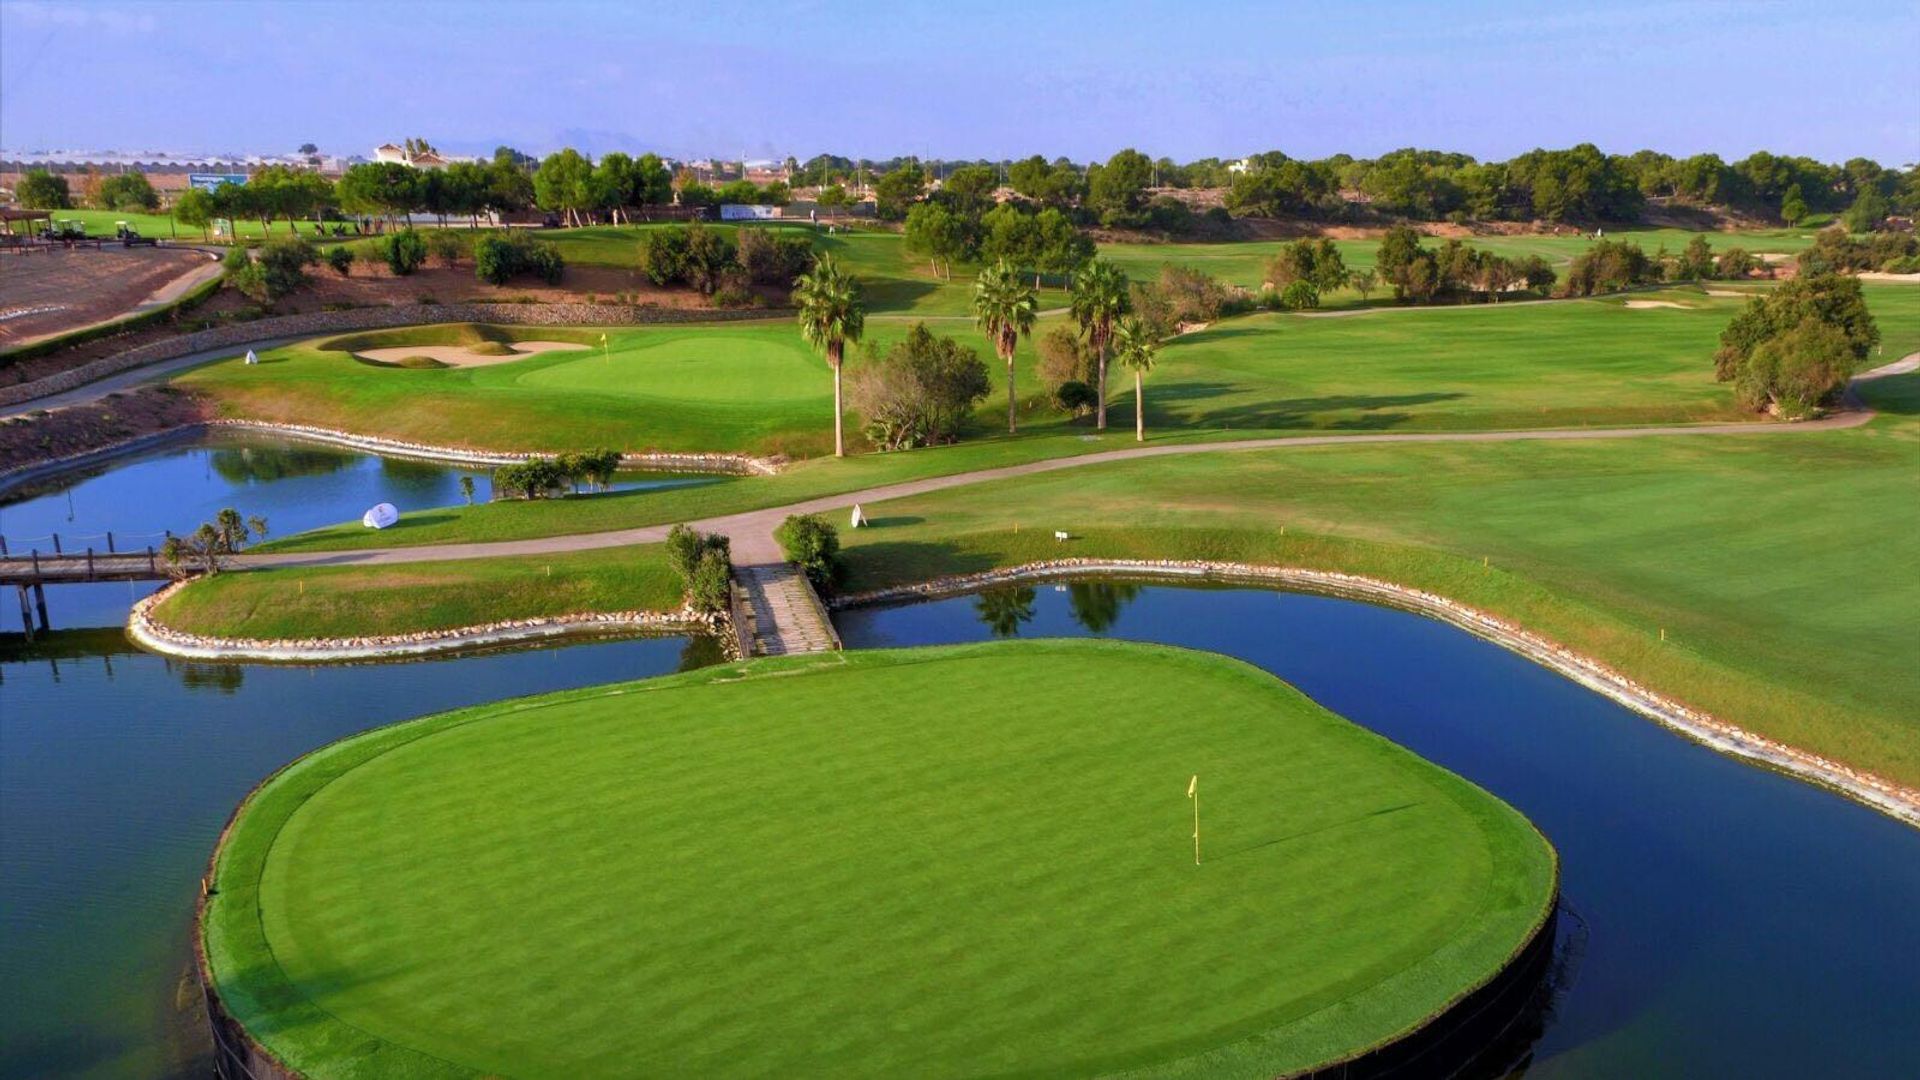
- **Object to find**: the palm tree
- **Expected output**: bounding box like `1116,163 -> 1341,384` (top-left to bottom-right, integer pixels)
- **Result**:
972,259 -> 1038,434
793,255 -> 866,457
1113,316 -> 1159,442
1069,260 -> 1131,431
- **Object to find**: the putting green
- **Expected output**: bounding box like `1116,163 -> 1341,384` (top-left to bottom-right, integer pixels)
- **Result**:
516,326 -> 827,403
204,640 -> 1555,1079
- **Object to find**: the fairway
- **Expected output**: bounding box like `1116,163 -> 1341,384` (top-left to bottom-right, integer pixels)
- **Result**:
204,641 -> 1555,1079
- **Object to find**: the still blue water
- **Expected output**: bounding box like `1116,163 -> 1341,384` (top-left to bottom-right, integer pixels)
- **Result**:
0,432 -> 713,560
838,582 -> 1920,1078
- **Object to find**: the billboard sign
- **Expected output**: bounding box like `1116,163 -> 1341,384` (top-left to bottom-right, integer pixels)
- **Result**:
719,203 -> 780,221
188,172 -> 247,193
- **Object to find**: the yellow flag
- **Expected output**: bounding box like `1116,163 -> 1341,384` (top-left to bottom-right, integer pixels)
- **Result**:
1187,775 -> 1197,798
600,333 -> 608,343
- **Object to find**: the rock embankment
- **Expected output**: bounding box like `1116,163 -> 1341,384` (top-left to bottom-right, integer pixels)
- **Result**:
835,558 -> 1920,828
130,580 -> 731,663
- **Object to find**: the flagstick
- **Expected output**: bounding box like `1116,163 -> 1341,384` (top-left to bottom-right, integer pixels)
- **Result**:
1188,774 -> 1201,866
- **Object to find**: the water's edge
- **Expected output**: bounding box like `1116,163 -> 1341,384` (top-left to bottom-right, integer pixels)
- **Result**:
834,559 -> 1920,829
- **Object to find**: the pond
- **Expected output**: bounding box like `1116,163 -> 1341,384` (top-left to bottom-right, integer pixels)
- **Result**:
0,431 -> 715,561
838,582 -> 1920,1078
0,625 -> 718,1079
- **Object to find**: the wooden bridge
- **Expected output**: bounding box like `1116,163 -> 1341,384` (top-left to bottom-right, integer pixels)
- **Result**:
1,549 -> 171,639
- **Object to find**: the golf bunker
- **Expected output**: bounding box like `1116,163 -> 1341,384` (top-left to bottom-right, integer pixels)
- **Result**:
199,640 -> 1556,1079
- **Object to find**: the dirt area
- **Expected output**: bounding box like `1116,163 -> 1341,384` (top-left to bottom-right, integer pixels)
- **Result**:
289,262 -> 718,311
0,385 -> 213,472
1623,300 -> 1693,309
357,340 -> 588,367
0,247 -> 217,346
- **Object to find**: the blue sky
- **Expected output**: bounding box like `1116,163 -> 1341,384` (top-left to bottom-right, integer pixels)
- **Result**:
2,0 -> 1914,165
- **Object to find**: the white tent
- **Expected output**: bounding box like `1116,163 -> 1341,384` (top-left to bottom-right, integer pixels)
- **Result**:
361,503 -> 399,529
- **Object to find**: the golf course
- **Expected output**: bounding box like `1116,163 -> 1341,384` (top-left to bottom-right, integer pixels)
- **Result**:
201,640 -> 1556,1079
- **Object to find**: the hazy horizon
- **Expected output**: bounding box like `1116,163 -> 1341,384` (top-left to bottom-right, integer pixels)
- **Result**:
2,0 -> 1915,167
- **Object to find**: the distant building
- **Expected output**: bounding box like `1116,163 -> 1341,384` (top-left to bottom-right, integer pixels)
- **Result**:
1228,158 -> 1253,174
373,143 -> 466,169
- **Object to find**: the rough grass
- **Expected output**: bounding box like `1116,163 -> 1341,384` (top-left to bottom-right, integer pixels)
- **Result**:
153,544 -> 681,638
204,640 -> 1555,1079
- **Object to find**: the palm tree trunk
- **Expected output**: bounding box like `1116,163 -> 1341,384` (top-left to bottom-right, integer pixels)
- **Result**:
1135,370 -> 1145,441
832,360 -> 845,457
1095,341 -> 1109,430
1006,353 -> 1018,434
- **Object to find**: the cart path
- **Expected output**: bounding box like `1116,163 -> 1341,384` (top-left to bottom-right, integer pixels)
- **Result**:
239,352 -> 1917,573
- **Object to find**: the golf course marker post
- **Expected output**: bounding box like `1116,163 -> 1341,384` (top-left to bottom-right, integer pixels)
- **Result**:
1188,774 -> 1201,865
600,332 -> 610,364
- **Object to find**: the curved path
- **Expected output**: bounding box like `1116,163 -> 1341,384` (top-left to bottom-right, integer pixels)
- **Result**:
242,352 -> 1916,571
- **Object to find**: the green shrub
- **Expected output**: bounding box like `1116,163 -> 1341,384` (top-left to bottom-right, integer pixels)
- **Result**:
380,229 -> 428,276
774,514 -> 840,589
256,236 -> 317,299
1055,380 -> 1097,416
474,232 -> 565,286
325,245 -> 355,276
1279,280 -> 1320,310
688,548 -> 733,614
424,230 -> 468,268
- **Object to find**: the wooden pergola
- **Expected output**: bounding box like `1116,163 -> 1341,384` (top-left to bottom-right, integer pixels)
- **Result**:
0,207 -> 53,235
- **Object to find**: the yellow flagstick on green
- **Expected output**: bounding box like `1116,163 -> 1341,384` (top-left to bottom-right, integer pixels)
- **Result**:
600,332 -> 610,364
1188,774 -> 1201,865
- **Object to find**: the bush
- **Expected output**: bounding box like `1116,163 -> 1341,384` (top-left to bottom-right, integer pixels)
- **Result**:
667,524 -> 733,613
325,245 -> 355,276
1714,272 -> 1878,383
849,323 -> 991,450
1132,264 -> 1231,337
379,229 -> 428,276
424,230 -> 467,268
736,226 -> 815,285
1563,240 -> 1656,296
492,457 -> 567,499
774,514 -> 840,589
1055,380 -> 1098,416
688,548 -> 733,615
474,232 -> 565,285
1279,280 -> 1320,310
637,225 -> 690,285
1731,318 -> 1855,417
255,236 -> 317,299
1037,325 -> 1094,395
221,244 -> 252,277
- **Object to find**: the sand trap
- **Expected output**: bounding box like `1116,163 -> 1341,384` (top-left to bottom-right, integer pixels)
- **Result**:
1704,289 -> 1752,298
1859,272 -> 1920,283
356,341 -> 589,368
1623,300 -> 1691,309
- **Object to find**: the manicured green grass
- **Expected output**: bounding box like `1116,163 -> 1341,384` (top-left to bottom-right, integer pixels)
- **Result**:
153,544 -> 681,638
833,295 -> 1920,787
204,640 -> 1555,1079
188,289 -> 1761,489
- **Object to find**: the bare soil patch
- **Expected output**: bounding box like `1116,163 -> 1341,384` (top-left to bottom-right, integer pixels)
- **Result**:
0,247 -> 214,346
0,385 -> 212,472
356,340 -> 589,368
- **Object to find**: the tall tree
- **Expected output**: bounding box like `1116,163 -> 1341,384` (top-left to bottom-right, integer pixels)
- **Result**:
533,148 -> 595,226
1068,259 -> 1132,430
972,259 -> 1039,433
1112,316 -> 1159,441
172,187 -> 217,241
793,255 -> 867,457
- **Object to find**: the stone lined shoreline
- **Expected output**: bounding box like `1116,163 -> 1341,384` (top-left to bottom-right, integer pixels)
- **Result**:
129,580 -> 730,663
834,558 -> 1920,828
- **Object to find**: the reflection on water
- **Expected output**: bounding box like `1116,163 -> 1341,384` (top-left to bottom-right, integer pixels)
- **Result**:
0,625 -> 718,1080
207,444 -> 354,485
837,582 -> 1920,1078
972,585 -> 1036,637
0,432 -> 718,552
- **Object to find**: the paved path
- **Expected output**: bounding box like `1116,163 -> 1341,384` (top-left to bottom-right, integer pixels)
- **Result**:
234,350 -> 1916,577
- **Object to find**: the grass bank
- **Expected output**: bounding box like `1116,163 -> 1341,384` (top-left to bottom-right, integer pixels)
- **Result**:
204,639 -> 1554,1079
153,544 -> 680,639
